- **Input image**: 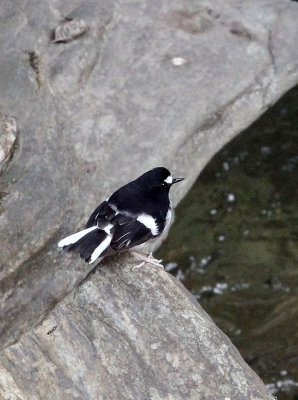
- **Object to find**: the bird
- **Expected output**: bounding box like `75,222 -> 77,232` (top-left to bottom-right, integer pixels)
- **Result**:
58,167 -> 184,268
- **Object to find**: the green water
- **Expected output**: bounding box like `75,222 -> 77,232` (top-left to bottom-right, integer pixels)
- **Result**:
157,86 -> 298,399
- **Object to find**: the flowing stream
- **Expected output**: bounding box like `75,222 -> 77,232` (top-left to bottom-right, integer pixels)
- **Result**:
157,86 -> 298,400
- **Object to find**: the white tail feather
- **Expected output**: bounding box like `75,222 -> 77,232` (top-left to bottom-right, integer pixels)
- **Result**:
58,226 -> 98,248
89,235 -> 112,264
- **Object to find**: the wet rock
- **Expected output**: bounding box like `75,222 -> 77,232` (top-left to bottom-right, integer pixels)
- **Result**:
0,0 -> 297,393
0,255 -> 274,400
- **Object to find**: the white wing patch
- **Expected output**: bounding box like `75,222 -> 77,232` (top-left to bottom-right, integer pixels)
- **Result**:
165,208 -> 172,229
164,175 -> 173,184
137,214 -> 159,236
58,226 -> 98,248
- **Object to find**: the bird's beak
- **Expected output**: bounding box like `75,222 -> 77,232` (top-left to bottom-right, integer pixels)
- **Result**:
172,177 -> 184,184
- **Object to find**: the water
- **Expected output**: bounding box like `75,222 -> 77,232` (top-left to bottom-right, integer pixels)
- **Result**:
157,86 -> 298,400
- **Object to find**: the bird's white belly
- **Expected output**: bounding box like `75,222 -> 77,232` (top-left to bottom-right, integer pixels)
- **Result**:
165,207 -> 172,230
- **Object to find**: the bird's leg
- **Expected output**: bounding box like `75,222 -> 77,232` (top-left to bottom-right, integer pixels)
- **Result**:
132,250 -> 163,264
147,251 -> 163,264
130,250 -> 164,270
132,250 -> 163,266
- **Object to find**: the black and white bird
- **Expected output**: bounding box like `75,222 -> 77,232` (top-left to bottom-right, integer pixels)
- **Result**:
58,167 -> 184,268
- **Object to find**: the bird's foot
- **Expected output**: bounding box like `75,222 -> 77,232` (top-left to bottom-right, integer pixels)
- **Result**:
147,252 -> 163,264
132,261 -> 146,271
130,250 -> 164,271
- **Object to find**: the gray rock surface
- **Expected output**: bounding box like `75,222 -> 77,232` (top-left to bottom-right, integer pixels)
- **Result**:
0,114 -> 18,174
1,0 -> 298,350
0,255 -> 274,400
0,0 -> 297,396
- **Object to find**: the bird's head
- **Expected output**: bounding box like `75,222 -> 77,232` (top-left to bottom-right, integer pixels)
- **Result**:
136,167 -> 184,194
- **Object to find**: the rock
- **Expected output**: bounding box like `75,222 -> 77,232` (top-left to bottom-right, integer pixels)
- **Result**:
0,255 -> 274,400
53,18 -> 89,43
0,114 -> 18,174
0,0 -> 297,361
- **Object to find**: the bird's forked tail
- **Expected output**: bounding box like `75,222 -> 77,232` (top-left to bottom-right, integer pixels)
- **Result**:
58,226 -> 112,263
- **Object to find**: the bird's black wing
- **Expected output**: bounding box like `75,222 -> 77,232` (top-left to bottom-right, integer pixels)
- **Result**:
110,213 -> 153,251
85,201 -> 116,228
